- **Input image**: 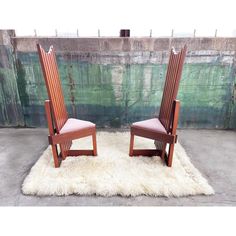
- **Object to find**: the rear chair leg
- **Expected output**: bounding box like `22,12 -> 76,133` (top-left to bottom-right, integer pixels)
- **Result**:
51,144 -> 61,168
167,143 -> 175,167
129,134 -> 134,156
161,143 -> 167,161
155,140 -> 167,163
92,133 -> 97,156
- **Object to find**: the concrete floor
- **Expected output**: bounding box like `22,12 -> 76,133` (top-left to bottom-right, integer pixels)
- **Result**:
0,128 -> 235,206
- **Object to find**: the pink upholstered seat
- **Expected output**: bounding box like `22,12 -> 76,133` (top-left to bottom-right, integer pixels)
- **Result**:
132,118 -> 167,134
60,118 -> 95,134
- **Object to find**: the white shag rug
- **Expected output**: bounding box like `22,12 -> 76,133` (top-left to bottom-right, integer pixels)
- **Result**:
22,132 -> 214,197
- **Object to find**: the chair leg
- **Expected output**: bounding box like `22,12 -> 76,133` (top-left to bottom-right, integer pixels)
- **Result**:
60,141 -> 72,160
167,143 -> 175,167
161,143 -> 167,161
129,134 -> 134,156
51,144 -> 60,168
92,132 -> 97,156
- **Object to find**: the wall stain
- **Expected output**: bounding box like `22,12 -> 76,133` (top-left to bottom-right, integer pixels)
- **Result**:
0,71 -> 9,123
67,64 -> 77,117
15,59 -> 29,107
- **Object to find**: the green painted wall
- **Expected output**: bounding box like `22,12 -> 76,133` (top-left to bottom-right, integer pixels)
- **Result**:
0,44 -> 24,126
0,32 -> 235,129
13,52 -> 235,129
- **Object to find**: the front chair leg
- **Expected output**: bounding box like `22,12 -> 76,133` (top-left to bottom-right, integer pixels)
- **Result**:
129,134 -> 134,156
92,133 -> 97,156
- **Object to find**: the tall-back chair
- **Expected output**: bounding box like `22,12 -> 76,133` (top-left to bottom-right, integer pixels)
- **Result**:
37,44 -> 97,168
129,45 -> 187,167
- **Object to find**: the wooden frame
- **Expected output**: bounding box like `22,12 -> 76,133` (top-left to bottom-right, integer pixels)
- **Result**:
37,44 -> 97,168
129,46 -> 187,167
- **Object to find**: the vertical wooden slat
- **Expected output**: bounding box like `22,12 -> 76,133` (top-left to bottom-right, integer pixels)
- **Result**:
46,47 -> 65,154
159,49 -> 174,119
164,53 -> 180,129
160,49 -> 174,109
160,51 -> 177,128
51,48 -> 68,123
45,50 -> 60,130
173,46 -> 186,99
168,47 -> 186,129
38,45 -> 58,131
164,53 -> 178,127
164,53 -> 181,129
52,48 -> 67,127
164,52 -> 177,123
49,48 -> 72,155
49,48 -> 72,154
55,47 -> 72,154
48,49 -> 62,129
159,46 -> 187,132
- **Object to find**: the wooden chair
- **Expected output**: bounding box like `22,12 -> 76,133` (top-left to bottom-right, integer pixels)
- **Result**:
129,45 -> 187,167
37,44 -> 97,168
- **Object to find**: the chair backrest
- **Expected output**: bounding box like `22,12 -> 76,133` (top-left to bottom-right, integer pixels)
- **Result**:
37,44 -> 68,133
159,45 -> 187,132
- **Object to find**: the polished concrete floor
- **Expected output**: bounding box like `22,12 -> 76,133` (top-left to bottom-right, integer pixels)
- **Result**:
0,128 -> 235,206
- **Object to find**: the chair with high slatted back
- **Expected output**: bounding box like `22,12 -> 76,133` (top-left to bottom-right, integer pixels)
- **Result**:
129,45 -> 187,167
37,44 -> 97,168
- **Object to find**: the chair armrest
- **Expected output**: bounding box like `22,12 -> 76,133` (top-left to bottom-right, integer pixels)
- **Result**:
171,100 -> 180,136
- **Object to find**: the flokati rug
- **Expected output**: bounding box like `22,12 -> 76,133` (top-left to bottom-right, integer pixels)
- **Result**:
22,132 -> 214,197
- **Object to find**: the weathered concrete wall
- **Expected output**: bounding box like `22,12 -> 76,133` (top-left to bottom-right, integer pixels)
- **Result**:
0,30 -> 24,126
228,53 -> 236,129
0,30 -> 236,128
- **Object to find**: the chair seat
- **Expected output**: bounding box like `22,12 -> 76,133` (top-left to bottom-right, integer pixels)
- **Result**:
131,118 -> 167,134
60,118 -> 95,134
